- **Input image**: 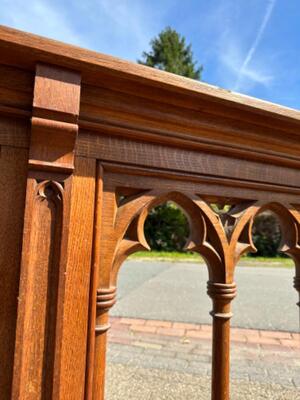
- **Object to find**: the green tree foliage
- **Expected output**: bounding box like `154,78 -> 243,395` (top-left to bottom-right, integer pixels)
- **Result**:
138,26 -> 203,79
144,202 -> 189,251
251,211 -> 282,257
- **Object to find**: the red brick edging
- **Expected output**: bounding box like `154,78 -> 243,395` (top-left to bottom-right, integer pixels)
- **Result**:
109,317 -> 300,350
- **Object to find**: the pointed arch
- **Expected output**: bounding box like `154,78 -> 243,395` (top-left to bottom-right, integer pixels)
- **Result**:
111,190 -> 209,285
250,201 -> 300,269
253,202 -> 300,256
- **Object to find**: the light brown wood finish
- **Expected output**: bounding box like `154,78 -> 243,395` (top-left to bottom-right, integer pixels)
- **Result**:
11,63 -> 83,400
0,145 -> 28,398
1,26 -> 300,400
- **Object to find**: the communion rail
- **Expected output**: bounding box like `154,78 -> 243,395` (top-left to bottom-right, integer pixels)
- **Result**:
0,25 -> 299,400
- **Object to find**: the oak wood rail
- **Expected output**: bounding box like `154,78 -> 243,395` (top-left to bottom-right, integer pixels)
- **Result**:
0,25 -> 299,400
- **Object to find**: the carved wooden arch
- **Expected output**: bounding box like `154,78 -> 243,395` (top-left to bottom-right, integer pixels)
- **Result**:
247,202 -> 300,290
252,202 -> 300,256
85,163 -> 300,399
112,190 -> 211,284
107,190 -> 264,285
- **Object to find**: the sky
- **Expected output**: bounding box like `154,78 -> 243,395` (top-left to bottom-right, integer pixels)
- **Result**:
1,0 -> 300,109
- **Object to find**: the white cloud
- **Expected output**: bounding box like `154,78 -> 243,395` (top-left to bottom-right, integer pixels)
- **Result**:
0,0 -> 89,47
0,0 -> 165,60
204,0 -> 277,93
96,0 -> 151,50
66,0 -> 171,61
220,35 -> 274,91
233,0 -> 276,91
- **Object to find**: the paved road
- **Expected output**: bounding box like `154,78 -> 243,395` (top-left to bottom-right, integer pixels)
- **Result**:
111,261 -> 300,332
107,363 -> 300,400
106,318 -> 300,399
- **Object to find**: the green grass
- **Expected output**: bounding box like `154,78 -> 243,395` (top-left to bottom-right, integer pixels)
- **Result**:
129,251 -> 202,262
129,251 -> 294,267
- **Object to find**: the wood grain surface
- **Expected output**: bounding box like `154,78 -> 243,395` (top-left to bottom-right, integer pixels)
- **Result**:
0,25 -> 300,400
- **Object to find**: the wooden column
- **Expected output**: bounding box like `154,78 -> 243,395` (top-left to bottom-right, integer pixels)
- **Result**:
294,276 -> 300,320
207,281 -> 237,400
85,171 -> 118,400
12,64 -> 82,399
92,286 -> 117,400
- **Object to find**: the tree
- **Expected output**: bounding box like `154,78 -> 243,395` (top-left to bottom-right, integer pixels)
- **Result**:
144,202 -> 190,251
138,27 -> 202,79
251,211 -> 282,257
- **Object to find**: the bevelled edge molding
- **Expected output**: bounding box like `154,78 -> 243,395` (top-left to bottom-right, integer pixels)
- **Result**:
29,63 -> 81,173
0,24 -> 300,126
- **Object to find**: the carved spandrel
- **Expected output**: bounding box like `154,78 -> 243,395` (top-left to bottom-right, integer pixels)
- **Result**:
98,189 -> 259,287
99,188 -> 300,297
94,183 -> 300,332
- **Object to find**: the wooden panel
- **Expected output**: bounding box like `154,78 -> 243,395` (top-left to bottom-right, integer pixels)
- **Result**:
0,64 -> 34,112
12,177 -> 66,399
12,63 -> 82,400
77,133 -> 300,189
56,156 -> 96,400
0,146 -> 28,399
80,83 -> 300,156
0,64 -> 33,94
0,115 -> 30,148
33,64 -> 81,123
12,157 -> 96,400
101,165 -> 300,204
78,79 -> 300,173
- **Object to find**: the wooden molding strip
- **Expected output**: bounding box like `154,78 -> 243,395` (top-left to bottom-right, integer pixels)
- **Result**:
78,118 -> 300,170
0,25 -> 300,124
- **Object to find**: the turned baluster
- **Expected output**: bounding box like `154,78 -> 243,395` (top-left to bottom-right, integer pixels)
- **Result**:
207,281 -> 237,400
94,287 -> 117,400
294,277 -> 300,330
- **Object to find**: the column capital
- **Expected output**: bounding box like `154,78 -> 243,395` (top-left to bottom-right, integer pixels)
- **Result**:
95,287 -> 117,334
207,281 -> 237,320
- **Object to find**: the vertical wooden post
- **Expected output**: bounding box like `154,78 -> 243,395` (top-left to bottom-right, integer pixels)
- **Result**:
294,277 -> 300,306
294,276 -> 300,329
12,64 -> 83,399
85,168 -> 118,400
207,281 -> 237,400
93,287 -> 117,400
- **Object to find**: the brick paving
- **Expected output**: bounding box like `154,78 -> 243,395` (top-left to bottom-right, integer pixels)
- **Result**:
110,317 -> 300,350
106,316 -> 300,397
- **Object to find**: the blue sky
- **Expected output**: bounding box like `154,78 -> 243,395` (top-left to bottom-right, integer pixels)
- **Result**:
1,0 -> 299,109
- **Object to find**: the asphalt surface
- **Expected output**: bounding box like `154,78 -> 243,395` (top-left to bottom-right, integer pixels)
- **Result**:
111,261 -> 300,332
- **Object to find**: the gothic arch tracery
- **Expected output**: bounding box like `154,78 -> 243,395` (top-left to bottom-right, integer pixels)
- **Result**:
90,175 -> 300,400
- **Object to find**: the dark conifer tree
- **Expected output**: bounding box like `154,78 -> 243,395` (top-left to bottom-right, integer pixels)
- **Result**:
138,27 -> 202,79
